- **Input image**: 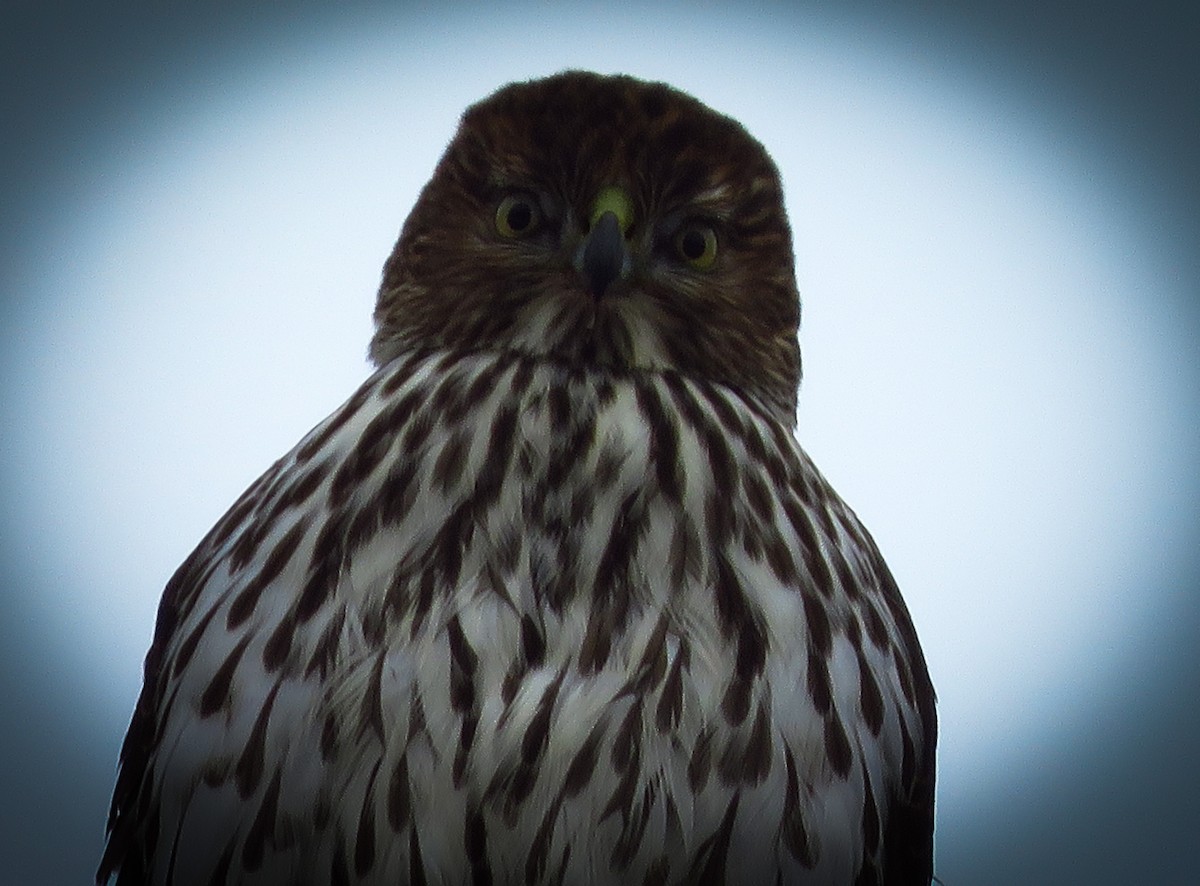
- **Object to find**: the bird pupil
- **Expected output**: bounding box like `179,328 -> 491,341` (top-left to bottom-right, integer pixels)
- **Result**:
681,229 -> 706,259
507,202 -> 533,231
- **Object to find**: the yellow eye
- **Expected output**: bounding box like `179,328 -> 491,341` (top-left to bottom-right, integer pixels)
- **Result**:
674,224 -> 717,269
495,194 -> 541,238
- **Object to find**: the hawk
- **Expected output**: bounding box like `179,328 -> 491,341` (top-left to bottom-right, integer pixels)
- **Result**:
100,71 -> 936,885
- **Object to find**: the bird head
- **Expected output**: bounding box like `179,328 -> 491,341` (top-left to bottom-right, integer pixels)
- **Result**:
371,71 -> 802,421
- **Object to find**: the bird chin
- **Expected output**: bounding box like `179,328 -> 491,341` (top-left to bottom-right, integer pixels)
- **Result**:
508,293 -> 659,373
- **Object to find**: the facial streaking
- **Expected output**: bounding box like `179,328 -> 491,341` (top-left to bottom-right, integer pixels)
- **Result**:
371,71 -> 802,422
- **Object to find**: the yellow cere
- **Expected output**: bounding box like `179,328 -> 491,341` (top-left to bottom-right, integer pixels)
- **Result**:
589,186 -> 635,236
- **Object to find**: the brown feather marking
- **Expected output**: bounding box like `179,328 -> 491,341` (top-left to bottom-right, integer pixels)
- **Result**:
446,615 -> 479,712
330,841 -> 350,886
227,519 -> 270,576
715,706 -> 771,786
803,592 -> 832,657
203,842 -> 234,886
171,598 -> 224,679
526,797 -> 564,884
824,714 -> 853,779
295,513 -> 347,624
829,537 -> 861,601
354,761 -> 382,877
465,805 -> 493,886
713,556 -> 766,670
687,726 -> 714,792
401,408 -> 435,456
702,466 -> 736,548
296,376 -> 378,463
408,565 -> 438,641
855,860 -> 882,886
548,381 -> 572,431
521,670 -> 564,765
562,722 -> 604,797
782,497 -> 835,596
432,504 -> 471,589
610,781 -> 653,869
663,376 -> 737,545
744,420 -> 785,487
227,517 -> 309,629
594,490 -> 646,604
474,404 -> 518,505
642,855 -> 669,886
743,703 -> 773,784
654,640 -> 687,734
763,532 -> 799,586
507,670 -> 565,810
668,511 -> 702,587
500,662 -> 521,707
806,648 -> 832,715
740,515 -> 765,562
431,428 -> 470,493
234,679 -> 282,798
898,715 -> 916,787
545,424 -> 584,492
303,604 -> 347,680
634,378 -> 684,502
409,824 -> 428,886
265,457 -> 331,520
685,792 -> 740,883
463,355 -> 502,407
198,634 -> 251,718
721,675 -> 752,727
240,768 -> 282,871
742,468 -> 774,523
611,698 -> 643,772
429,361 -> 467,421
328,391 -> 409,506
377,458 -> 419,527
593,438 -> 627,491
387,753 -> 411,833
781,744 -> 815,867
714,557 -> 766,725
861,768 -> 881,854
628,611 -> 669,693
599,755 -> 639,825
696,383 -> 748,442
858,647 -> 885,735
453,711 -> 479,787
320,710 -> 339,761
520,614 -> 546,667
261,610 -> 296,674
577,604 -> 613,676
207,475 -> 270,554
359,650 -> 387,743
893,643 -> 917,705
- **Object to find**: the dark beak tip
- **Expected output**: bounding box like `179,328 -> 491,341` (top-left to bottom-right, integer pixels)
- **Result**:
582,211 -> 626,298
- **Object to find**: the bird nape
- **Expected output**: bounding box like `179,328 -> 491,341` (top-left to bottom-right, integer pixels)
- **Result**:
99,70 -> 936,885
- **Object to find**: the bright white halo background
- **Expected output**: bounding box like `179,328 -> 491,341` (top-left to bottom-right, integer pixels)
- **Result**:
2,5 -> 1197,884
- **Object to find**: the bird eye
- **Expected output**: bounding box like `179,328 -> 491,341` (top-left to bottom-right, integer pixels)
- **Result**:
495,194 -> 541,238
673,224 -> 717,269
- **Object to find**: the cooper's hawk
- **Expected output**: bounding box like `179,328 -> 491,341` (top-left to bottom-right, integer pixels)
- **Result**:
100,71 -> 936,885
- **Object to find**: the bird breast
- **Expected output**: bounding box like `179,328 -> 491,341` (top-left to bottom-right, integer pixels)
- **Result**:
153,347 -> 918,884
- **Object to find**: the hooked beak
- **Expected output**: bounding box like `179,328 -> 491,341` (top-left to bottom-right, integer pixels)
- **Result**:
578,186 -> 634,298
581,211 -> 626,298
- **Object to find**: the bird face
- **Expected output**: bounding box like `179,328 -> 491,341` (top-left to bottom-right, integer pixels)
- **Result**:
371,71 -> 802,420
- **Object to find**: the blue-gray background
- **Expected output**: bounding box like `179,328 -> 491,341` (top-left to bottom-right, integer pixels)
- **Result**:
2,2 -> 1198,884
